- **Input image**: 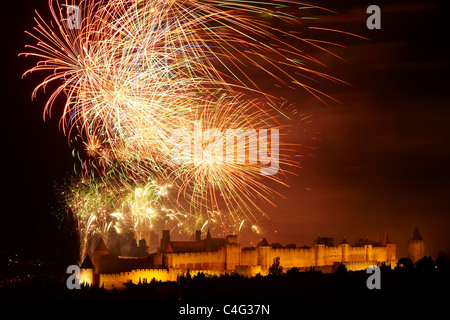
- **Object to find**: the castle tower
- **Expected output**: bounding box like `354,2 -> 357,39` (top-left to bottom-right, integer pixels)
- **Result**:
195,230 -> 201,242
314,243 -> 325,266
205,228 -> 212,251
161,229 -> 170,252
225,235 -> 240,270
257,237 -> 271,269
91,237 -> 109,286
384,234 -> 397,262
362,237 -> 373,261
407,227 -> 425,263
79,254 -> 94,286
339,238 -> 349,263
92,238 -> 108,273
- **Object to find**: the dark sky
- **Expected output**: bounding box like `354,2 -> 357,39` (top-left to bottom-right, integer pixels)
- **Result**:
1,0 -> 449,261
258,0 -> 450,258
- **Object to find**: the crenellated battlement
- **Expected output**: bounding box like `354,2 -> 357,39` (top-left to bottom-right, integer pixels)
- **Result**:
83,230 -> 398,289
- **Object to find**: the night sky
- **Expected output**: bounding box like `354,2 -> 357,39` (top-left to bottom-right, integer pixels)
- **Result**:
1,0 -> 449,262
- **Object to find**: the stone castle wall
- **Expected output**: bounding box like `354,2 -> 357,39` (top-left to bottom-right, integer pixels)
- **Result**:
165,247 -> 226,271
239,244 -> 396,270
407,240 -> 425,263
96,243 -> 397,289
99,269 -> 228,290
164,242 -> 242,271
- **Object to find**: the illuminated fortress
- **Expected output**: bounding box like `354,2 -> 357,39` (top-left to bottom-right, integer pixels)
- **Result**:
79,229 -> 399,290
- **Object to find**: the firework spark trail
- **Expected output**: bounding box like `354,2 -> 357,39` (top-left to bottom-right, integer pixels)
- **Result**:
167,94 -> 298,224
22,0 -> 355,251
62,173 -> 188,258
22,0 -> 348,143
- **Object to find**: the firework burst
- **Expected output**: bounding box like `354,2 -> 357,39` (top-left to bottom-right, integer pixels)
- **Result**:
22,0 -> 354,251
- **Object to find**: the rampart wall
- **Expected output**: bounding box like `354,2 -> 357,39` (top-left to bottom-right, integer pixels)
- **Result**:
96,243 -> 396,289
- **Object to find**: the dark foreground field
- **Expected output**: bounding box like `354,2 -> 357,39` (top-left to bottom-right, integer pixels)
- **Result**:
2,257 -> 449,302
1,260 -> 449,317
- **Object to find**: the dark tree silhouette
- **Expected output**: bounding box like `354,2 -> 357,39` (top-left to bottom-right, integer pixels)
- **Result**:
271,242 -> 284,249
268,256 -> 283,276
415,256 -> 434,271
396,257 -> 414,271
137,239 -> 149,257
285,267 -> 300,278
436,251 -> 450,271
335,263 -> 348,274
314,236 -> 334,247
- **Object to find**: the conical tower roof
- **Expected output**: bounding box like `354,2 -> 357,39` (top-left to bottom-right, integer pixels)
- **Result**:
94,237 -> 109,252
80,254 -> 94,269
385,234 -> 393,244
411,227 -> 422,241
257,237 -> 269,247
